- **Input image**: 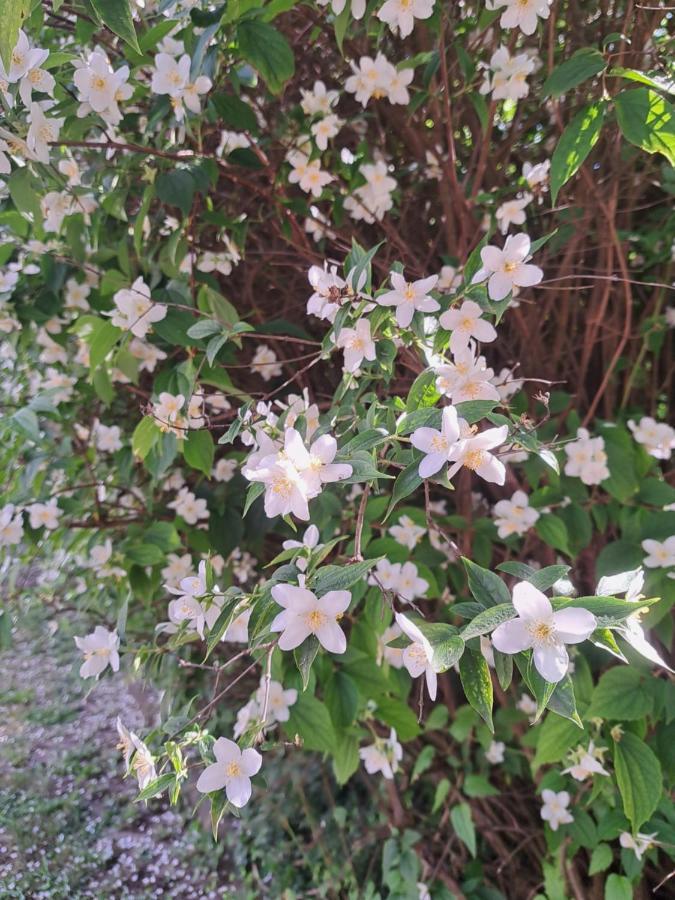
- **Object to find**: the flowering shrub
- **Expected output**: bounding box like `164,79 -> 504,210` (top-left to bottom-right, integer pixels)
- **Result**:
0,0 -> 674,895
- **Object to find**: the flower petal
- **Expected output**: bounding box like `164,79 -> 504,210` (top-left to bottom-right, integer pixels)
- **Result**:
553,607 -> 596,644
512,581 -> 552,621
491,618 -> 532,654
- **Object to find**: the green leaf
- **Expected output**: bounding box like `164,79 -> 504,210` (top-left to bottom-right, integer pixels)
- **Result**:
294,635 -> 320,691
406,370 -> 440,413
88,320 -> 122,372
608,67 -> 675,94
136,772 -> 175,802
535,514 -> 571,556
588,843 -> 613,876
551,101 -> 606,203
463,558 -> 511,608
212,93 -> 259,132
285,692 -> 336,752
90,0 -> 140,53
613,731 -> 662,830
237,21 -> 294,94
183,429 -> 214,477
8,168 -> 43,222
384,461 -> 422,520
186,319 -> 222,340
336,428 -> 389,458
312,559 -> 379,596
332,732 -> 360,785
533,712 -> 586,769
459,650 -> 493,731
542,48 -> 607,98
156,170 -> 196,217
588,667 -> 654,721
493,649 -> 513,691
450,803 -> 476,857
132,417 -> 161,461
0,0 -> 30,71
463,774 -> 499,798
10,408 -> 39,442
615,87 -> 675,165
325,671 -> 359,727
375,696 -> 421,740
460,604 -> 515,641
243,481 -> 264,516
203,592 -> 243,660
125,543 -> 164,566
414,621 -> 465,672
604,874 -> 633,900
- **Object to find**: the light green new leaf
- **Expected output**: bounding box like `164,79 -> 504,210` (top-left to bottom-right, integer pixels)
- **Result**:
183,429 -> 215,477
551,101 -> 606,203
450,803 -> 477,857
615,87 -> 675,165
0,0 -> 29,71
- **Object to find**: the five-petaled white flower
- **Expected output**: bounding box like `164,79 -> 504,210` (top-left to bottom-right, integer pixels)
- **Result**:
74,625 -> 120,679
389,514 -> 426,550
447,424 -> 509,485
377,271 -> 439,328
336,318 -> 377,372
540,789 -> 573,831
196,737 -> 262,808
111,277 -> 166,339
411,405 -> 461,478
270,582 -> 351,653
472,233 -> 543,301
491,581 -> 596,682
491,0 -> 552,36
641,537 -> 675,569
440,299 -> 498,355
27,499 -> 62,530
377,0 -> 435,38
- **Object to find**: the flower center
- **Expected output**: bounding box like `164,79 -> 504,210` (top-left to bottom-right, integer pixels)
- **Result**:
503,261 -> 518,273
92,75 -> 107,90
430,435 -> 448,452
226,761 -> 242,777
307,609 -> 326,631
529,620 -> 555,644
463,448 -> 486,471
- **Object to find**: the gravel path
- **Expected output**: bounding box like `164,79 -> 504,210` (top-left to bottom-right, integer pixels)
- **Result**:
0,614 -> 230,899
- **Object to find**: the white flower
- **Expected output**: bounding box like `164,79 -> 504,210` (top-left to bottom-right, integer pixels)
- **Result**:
213,458 -> 237,482
523,160 -> 550,191
94,422 -> 122,453
439,299 -> 497,355
491,581 -> 596,682
17,49 -> 54,108
562,741 -> 609,781
396,561 -> 429,602
336,318 -> 377,372
73,51 -> 131,124
377,0 -> 434,38
270,582 -> 351,653
379,623 -> 405,668
485,740 -> 505,764
411,405 -> 461,478
254,679 -> 298,724
481,46 -> 537,101
167,487 -> 210,524
345,161 -> 397,223
300,79 -> 339,116
65,278 -> 91,310
359,728 -> 403,779
345,53 -> 412,107
446,424 -> 509,485
304,208 -> 336,243
288,152 -> 333,197
641,537 -> 675,569
389,514 -> 426,550
619,831 -> 658,861
516,692 -> 537,717
311,113 -> 343,150
6,31 -> 44,83
307,264 -> 344,321
74,625 -> 120,679
540,789 -> 573,831
629,416 -> 675,460
129,732 -> 157,790
496,193 -> 532,234
224,605 -> 252,643
493,490 -> 539,538
377,271 -> 439,328
26,103 -> 63,164
196,737 -> 262,808
283,524 -> 321,571
563,427 -> 610,485
27,499 -> 62,530
111,277 -> 166,339
317,0 -> 366,18
161,553 -> 193,589
395,612 -> 437,700
167,593 -> 206,638
492,0 -> 552,35
436,345 -> 500,405
251,344 -> 282,380
472,233 -> 543,301
0,504 -> 23,546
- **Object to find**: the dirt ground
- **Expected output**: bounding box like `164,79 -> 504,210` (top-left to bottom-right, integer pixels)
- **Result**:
0,613 -> 232,899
